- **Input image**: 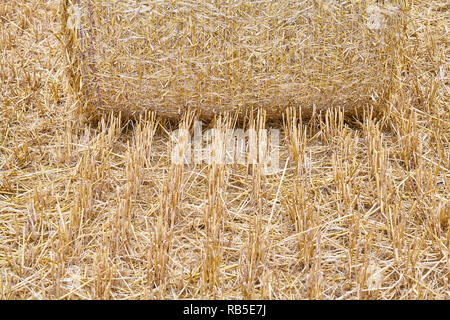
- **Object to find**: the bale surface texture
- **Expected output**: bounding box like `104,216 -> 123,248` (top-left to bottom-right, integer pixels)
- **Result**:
63,0 -> 407,119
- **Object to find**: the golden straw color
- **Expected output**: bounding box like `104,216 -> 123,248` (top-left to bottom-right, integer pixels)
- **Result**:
61,0 -> 410,120
0,0 -> 448,300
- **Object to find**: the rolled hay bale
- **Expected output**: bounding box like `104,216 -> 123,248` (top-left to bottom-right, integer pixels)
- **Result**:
61,0 -> 408,120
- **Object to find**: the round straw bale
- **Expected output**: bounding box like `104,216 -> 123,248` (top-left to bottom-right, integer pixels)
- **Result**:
61,0 -> 407,120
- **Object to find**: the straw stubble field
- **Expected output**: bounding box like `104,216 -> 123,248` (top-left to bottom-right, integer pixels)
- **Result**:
0,0 -> 448,299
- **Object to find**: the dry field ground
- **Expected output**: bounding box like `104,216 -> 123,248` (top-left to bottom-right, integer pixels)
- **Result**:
0,0 -> 448,299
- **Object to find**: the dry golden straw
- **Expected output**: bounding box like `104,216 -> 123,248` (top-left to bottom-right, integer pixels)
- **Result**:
1,0 -> 448,300
61,0 -> 408,120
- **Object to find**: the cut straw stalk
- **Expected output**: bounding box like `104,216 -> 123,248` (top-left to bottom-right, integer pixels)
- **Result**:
62,0 -> 408,120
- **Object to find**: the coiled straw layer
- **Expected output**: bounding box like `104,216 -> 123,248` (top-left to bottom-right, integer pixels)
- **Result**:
61,0 -> 408,120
